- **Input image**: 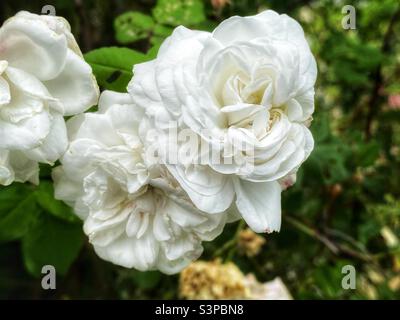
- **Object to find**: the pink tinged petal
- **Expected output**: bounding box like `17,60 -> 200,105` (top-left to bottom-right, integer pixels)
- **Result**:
44,49 -> 99,116
0,14 -> 67,80
234,178 -> 282,233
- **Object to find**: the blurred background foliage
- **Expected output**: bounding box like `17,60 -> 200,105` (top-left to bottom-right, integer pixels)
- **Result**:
1,0 -> 400,300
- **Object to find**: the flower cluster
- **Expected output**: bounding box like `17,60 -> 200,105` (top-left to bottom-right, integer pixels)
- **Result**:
2,10 -> 316,273
128,10 -> 316,234
0,11 -> 99,185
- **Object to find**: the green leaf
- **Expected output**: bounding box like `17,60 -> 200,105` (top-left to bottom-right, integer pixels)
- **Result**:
146,44 -> 161,60
114,11 -> 155,44
22,213 -> 84,277
152,0 -> 206,26
84,47 -> 149,92
133,270 -> 162,289
0,185 -> 40,243
153,24 -> 174,37
354,142 -> 380,167
35,181 -> 80,224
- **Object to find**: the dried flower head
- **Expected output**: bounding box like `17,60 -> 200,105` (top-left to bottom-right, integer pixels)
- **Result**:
179,260 -> 250,299
238,228 -> 266,257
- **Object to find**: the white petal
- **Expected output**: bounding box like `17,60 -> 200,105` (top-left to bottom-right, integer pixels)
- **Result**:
22,112 -> 68,164
44,49 -> 99,116
0,108 -> 51,150
234,178 -> 282,233
94,230 -> 159,270
6,150 -> 39,184
166,163 -> 235,214
0,76 -> 10,105
0,12 -> 67,80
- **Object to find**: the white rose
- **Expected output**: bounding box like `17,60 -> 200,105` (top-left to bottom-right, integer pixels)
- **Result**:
53,91 -> 227,274
0,11 -> 99,185
128,10 -> 317,233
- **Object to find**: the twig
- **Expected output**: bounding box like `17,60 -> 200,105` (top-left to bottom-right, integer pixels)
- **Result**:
284,215 -> 340,254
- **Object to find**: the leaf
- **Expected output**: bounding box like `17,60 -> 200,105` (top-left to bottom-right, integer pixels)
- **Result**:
152,0 -> 206,26
146,44 -> 161,60
114,11 -> 155,44
35,181 -> 80,224
22,213 -> 84,277
133,270 -> 162,289
153,24 -> 174,37
0,185 -> 40,243
84,47 -> 149,92
149,24 -> 174,50
354,142 -> 380,167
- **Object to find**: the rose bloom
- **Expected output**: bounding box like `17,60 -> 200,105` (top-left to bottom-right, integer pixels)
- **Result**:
0,11 -> 99,186
128,10 -> 317,233
53,91 -> 227,273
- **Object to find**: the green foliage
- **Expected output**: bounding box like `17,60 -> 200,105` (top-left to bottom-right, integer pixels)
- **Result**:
0,176 -> 84,278
112,0 -> 206,49
114,12 -> 155,44
35,182 -> 80,224
84,47 -> 149,92
22,213 -> 84,277
1,0 -> 400,300
152,0 -> 206,26
0,185 -> 40,243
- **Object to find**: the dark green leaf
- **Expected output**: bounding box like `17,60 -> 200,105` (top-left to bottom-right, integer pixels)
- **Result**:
84,47 -> 149,92
35,181 -> 80,224
22,214 -> 84,277
0,185 -> 40,243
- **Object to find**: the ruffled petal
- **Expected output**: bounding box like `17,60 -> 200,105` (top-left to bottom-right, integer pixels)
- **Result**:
0,12 -> 67,80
